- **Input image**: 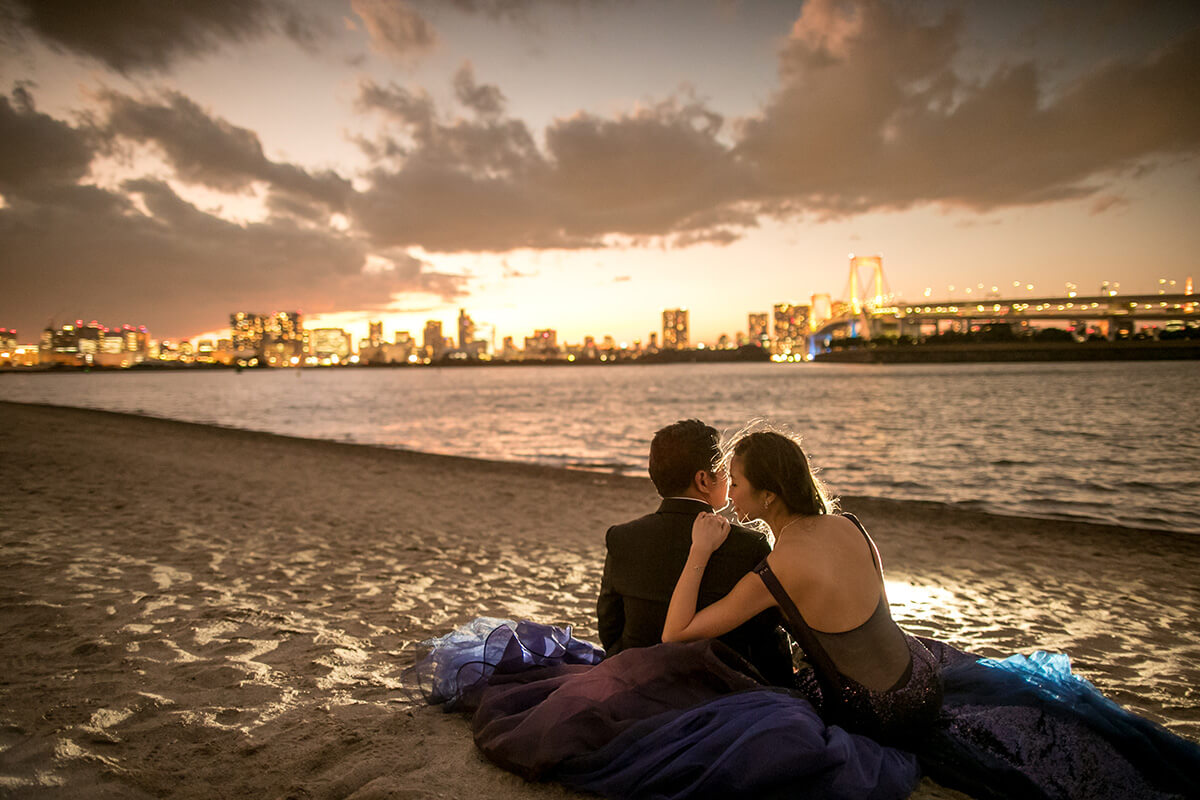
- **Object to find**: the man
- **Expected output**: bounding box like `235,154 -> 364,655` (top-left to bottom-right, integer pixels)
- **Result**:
597,419 -> 794,686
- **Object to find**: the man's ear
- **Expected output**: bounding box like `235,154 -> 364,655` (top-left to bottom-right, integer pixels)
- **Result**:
693,469 -> 713,494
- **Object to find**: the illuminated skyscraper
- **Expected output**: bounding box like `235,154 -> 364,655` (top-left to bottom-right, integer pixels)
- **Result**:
457,309 -> 475,350
263,311 -> 303,365
662,309 -> 689,350
230,312 -> 267,352
773,303 -> 810,356
231,311 -> 302,361
311,328 -> 353,361
423,320 -> 444,358
368,320 -> 383,347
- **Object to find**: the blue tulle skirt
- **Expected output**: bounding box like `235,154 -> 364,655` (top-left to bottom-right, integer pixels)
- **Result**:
405,619 -> 1200,800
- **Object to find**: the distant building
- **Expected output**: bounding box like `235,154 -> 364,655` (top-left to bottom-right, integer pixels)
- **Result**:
748,313 -> 769,348
230,311 -> 303,364
662,309 -> 689,350
423,320 -> 444,359
0,329 -> 29,367
263,311 -> 304,366
40,321 -> 104,366
501,336 -> 519,361
194,339 -> 216,364
773,303 -> 810,356
311,328 -> 353,363
230,312 -> 268,353
524,329 -> 558,359
457,309 -> 475,351
368,320 -> 383,347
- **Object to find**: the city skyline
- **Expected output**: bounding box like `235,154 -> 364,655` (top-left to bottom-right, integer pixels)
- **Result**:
2,1 -> 1198,345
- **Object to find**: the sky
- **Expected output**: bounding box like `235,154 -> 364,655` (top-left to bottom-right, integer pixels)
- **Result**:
1,0 -> 1198,346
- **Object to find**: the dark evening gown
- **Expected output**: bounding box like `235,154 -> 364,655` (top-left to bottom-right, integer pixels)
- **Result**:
405,516 -> 1200,800
405,617 -> 1200,799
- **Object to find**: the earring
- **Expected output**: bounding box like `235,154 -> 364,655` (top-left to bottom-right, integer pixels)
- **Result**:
764,497 -> 772,510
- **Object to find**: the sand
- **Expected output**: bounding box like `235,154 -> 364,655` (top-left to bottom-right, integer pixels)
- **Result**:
0,401 -> 1197,799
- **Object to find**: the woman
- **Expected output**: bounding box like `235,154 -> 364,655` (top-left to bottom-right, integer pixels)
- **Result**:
662,429 -> 942,744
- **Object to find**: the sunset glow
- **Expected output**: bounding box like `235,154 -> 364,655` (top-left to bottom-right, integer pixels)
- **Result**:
1,1 -> 1198,347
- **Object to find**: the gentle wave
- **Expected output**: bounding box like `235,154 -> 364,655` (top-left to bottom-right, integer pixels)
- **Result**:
1,361 -> 1197,534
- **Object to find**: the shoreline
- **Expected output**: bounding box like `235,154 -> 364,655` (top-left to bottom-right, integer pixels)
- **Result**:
6,338 -> 1200,375
2,401 -> 1198,798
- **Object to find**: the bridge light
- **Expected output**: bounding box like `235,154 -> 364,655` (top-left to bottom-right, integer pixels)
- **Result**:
1026,284 -> 1034,291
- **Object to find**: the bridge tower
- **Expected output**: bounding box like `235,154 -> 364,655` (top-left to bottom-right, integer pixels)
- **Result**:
848,255 -> 886,310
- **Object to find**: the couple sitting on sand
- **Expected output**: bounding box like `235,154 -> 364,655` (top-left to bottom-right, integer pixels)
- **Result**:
600,419 -> 941,744
410,419 -> 1200,799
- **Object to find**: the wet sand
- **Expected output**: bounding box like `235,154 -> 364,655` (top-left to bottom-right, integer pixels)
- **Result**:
1,401 -> 1197,798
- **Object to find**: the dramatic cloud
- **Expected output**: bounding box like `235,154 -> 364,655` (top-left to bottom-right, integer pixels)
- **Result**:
351,79 -> 751,251
0,86 -> 461,338
98,89 -> 353,213
453,62 -> 506,118
350,0 -> 436,62
0,176 -> 458,337
0,0 -> 325,75
0,85 -> 97,196
737,0 -> 1200,215
348,1 -> 1200,253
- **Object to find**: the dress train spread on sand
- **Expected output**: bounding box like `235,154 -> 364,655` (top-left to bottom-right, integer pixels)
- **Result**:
404,618 -> 1200,800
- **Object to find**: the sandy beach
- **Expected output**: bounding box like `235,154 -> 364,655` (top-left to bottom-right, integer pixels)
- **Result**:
1,401 -> 1197,799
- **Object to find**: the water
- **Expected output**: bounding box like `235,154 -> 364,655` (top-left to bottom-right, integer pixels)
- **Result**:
2,361 -> 1197,533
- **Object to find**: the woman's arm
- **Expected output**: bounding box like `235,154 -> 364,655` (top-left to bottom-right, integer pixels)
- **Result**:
662,513 -> 776,642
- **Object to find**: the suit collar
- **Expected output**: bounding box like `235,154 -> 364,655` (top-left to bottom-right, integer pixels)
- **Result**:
657,497 -> 714,515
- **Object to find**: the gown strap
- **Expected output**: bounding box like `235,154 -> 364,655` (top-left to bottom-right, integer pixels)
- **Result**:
841,512 -> 884,579
752,558 -> 845,707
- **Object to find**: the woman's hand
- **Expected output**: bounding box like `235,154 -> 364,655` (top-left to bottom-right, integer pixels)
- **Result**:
691,511 -> 730,556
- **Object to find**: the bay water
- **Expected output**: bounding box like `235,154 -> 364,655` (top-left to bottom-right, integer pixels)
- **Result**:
2,361 -> 1196,533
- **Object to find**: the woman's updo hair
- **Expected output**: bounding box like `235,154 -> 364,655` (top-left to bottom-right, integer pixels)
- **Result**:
725,426 -> 836,517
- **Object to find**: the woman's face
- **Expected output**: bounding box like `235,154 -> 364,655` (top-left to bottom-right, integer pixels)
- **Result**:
728,455 -> 765,521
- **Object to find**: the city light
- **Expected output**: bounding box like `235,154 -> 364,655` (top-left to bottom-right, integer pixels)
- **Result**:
5,258 -> 1198,371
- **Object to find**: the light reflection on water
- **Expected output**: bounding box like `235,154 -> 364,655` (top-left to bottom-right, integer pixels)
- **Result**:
1,360 -> 1197,533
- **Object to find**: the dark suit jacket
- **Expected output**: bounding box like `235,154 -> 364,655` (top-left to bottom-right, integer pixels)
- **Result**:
597,497 -> 794,686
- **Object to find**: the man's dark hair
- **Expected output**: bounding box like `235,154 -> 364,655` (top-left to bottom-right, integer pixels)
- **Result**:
648,419 -> 721,497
